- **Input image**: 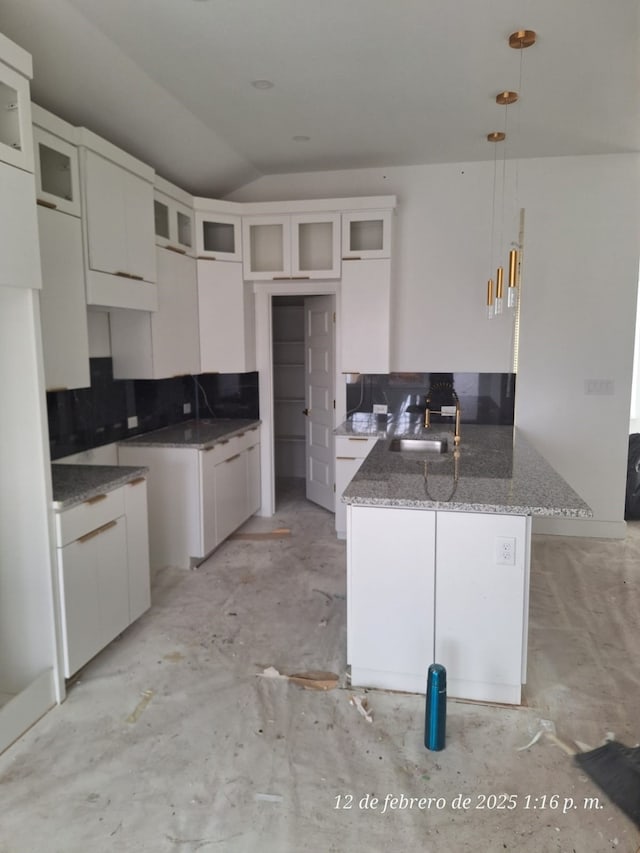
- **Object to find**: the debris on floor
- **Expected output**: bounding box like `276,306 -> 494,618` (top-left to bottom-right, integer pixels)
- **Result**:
349,694 -> 373,723
125,688 -> 154,724
258,666 -> 339,690
230,527 -> 291,540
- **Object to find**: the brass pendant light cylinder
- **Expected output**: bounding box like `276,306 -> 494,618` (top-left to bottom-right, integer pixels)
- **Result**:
508,249 -> 518,287
496,266 -> 504,298
486,278 -> 494,305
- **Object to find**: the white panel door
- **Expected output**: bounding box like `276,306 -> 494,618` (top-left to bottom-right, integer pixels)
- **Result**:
304,295 -> 335,512
0,161 -> 41,289
348,505 -> 436,691
435,511 -> 527,703
37,205 -> 90,390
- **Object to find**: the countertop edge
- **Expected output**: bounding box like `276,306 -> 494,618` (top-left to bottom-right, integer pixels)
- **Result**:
118,419 -> 261,450
52,465 -> 149,511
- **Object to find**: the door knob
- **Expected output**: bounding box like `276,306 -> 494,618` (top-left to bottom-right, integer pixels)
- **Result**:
302,408 -> 310,416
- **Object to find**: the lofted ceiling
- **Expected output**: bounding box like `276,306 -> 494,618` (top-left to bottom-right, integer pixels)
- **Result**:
0,0 -> 638,197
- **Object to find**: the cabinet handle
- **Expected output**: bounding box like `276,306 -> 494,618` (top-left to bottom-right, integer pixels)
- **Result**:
115,271 -> 145,281
236,431 -> 246,438
219,439 -> 230,445
225,453 -> 241,463
166,245 -> 187,255
47,386 -> 69,393
85,493 -> 108,505
289,276 -> 311,280
248,426 -> 258,432
348,437 -> 369,442
128,477 -> 146,487
336,456 -> 357,460
197,255 -> 217,261
204,445 -> 216,452
37,198 -> 58,209
302,408 -> 310,416
78,519 -> 117,544
272,276 -> 292,280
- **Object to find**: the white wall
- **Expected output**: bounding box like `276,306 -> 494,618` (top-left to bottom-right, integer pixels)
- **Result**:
229,153 -> 640,536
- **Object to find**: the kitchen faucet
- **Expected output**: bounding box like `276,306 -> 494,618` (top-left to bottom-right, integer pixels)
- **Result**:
424,388 -> 461,447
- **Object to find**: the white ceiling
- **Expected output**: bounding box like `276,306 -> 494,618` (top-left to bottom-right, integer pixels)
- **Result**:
0,0 -> 638,196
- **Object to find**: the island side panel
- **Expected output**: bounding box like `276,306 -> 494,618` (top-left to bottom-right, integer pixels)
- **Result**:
434,511 -> 529,705
347,504 -> 436,693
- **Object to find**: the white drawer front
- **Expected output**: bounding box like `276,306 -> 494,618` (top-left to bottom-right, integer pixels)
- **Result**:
335,436 -> 377,459
55,486 -> 125,546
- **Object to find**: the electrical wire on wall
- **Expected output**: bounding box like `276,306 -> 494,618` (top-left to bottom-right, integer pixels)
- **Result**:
193,375 -> 217,419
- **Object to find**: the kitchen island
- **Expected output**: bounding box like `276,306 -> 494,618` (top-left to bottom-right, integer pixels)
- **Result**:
341,422 -> 591,704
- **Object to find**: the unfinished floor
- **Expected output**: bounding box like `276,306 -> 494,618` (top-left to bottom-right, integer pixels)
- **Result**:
1,480 -> 639,853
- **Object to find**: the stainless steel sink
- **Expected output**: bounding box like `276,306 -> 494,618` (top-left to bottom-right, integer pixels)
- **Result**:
388,437 -> 448,454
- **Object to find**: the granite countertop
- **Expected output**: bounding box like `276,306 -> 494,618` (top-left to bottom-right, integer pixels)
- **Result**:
119,418 -> 261,450
340,420 -> 592,518
51,464 -> 148,510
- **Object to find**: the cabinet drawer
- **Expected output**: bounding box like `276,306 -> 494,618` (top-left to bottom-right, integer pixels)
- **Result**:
335,436 -> 377,459
55,486 -> 125,546
201,426 -> 260,461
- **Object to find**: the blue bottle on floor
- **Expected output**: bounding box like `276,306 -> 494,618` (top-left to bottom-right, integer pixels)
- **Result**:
425,663 -> 446,750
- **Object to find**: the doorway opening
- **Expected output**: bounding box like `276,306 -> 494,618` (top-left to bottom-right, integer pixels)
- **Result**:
269,293 -> 336,513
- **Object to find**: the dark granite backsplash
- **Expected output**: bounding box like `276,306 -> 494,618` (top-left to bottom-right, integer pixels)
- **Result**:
346,372 -> 515,425
47,358 -> 259,460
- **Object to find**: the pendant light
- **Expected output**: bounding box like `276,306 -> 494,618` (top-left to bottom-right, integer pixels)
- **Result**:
507,30 -> 537,310
486,131 -> 504,319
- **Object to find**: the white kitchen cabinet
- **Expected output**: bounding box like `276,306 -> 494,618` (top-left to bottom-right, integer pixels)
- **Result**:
32,108 -> 81,217
124,476 -> 152,622
242,212 -> 340,280
348,505 -> 436,693
435,511 -> 529,705
195,207 -> 242,262
334,436 -> 377,538
341,210 -> 392,259
0,35 -> 33,172
347,504 -> 531,703
37,204 -> 90,390
54,478 -> 151,678
197,258 -> 256,373
340,258 -> 391,374
119,425 -> 261,570
78,131 -> 157,310
154,177 -> 194,257
0,160 -> 41,289
110,247 -> 200,379
214,446 -> 247,543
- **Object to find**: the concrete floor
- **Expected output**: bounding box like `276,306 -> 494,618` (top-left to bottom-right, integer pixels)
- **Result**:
1,480 -> 639,853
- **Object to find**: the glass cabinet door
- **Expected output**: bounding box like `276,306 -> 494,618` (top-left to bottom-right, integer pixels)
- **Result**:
0,61 -> 33,172
33,126 -> 81,217
341,210 -> 392,259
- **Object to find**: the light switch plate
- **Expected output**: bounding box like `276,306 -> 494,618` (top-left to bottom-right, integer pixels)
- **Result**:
127,415 -> 138,429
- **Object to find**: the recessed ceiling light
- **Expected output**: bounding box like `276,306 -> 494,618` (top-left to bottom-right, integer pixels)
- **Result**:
251,79 -> 274,90
292,135 -> 311,142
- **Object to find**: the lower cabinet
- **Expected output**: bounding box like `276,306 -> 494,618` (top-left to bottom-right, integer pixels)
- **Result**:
334,436 -> 377,538
54,478 -> 151,677
347,504 -> 530,704
119,426 -> 261,570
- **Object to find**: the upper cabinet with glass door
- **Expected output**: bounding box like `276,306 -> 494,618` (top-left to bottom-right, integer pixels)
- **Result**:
341,209 -> 393,259
194,198 -> 242,262
242,211 -> 340,280
0,33 -> 34,172
32,105 -> 81,218
154,175 -> 195,257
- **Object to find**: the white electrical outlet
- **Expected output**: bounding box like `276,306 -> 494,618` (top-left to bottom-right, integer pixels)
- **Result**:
127,415 -> 138,429
373,404 -> 388,415
495,536 -> 516,565
183,402 -> 192,415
